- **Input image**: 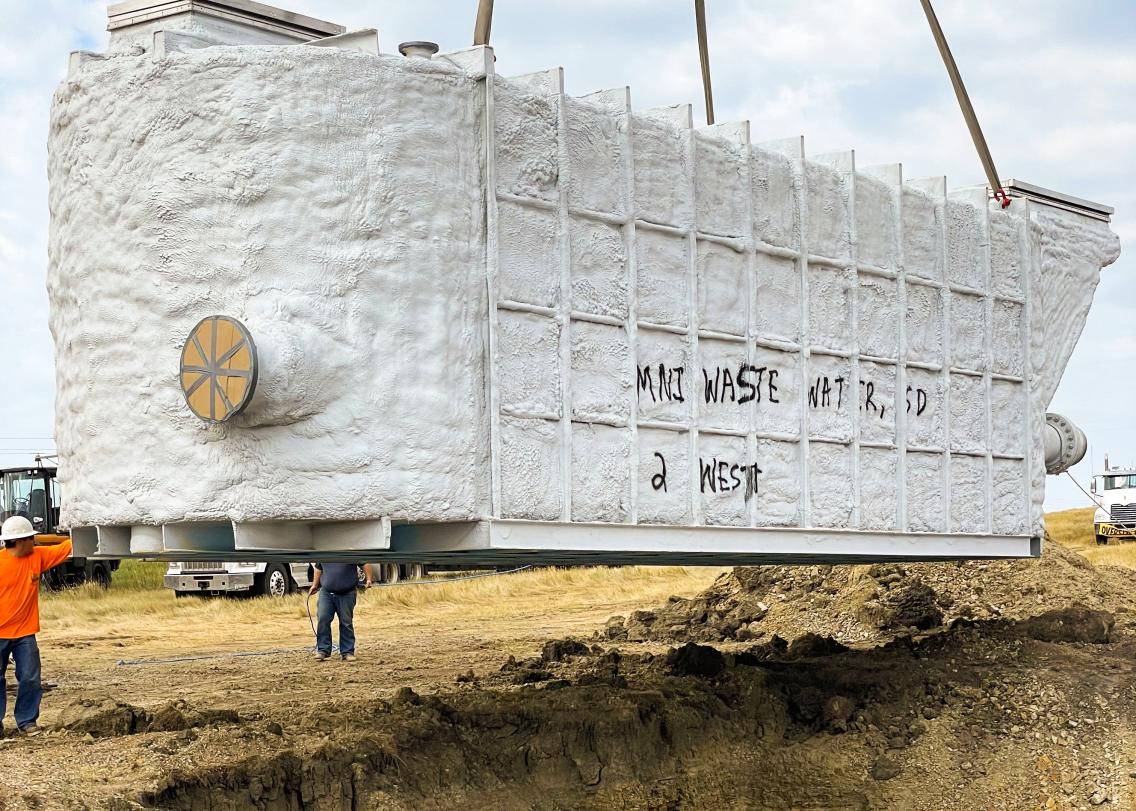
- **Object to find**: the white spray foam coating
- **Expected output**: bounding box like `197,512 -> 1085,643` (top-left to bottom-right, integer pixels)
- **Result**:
50,47 -> 490,527
50,38 -> 1120,541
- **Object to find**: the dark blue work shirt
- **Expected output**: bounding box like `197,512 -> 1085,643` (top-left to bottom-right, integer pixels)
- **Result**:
315,563 -> 359,594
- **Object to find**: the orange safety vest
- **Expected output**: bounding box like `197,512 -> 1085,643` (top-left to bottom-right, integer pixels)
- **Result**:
0,539 -> 72,638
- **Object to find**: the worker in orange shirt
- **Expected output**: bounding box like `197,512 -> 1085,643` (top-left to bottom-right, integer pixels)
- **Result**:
0,515 -> 72,738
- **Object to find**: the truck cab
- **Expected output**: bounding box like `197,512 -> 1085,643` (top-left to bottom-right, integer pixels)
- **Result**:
164,561 -> 426,597
1,464 -> 120,588
1091,467 -> 1136,544
164,561 -> 314,597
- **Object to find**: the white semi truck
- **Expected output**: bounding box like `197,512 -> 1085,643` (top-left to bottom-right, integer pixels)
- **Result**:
1092,465 -> 1136,545
163,561 -> 426,597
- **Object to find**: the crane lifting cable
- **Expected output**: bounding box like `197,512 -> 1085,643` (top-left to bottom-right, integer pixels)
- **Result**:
473,0 -> 493,46
694,0 -> 715,125
471,1 -> 1006,204
919,0 -> 1011,208
689,1 -> 1008,204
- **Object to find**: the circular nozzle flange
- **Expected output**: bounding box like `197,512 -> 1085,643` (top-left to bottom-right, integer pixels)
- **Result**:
398,41 -> 440,58
1043,412 -> 1087,475
179,315 -> 258,424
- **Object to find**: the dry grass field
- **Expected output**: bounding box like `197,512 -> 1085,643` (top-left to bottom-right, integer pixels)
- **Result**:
1046,506 -> 1136,569
38,564 -> 727,661
36,511 -> 1133,656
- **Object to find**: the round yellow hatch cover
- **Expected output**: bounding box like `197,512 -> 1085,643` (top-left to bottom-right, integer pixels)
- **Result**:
179,316 -> 258,423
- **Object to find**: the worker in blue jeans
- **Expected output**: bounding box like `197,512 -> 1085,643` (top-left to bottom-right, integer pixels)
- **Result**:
309,562 -> 372,662
0,635 -> 42,739
1,515 -> 73,738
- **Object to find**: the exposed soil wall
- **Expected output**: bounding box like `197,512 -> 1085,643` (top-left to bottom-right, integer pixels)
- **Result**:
4,542 -> 1134,810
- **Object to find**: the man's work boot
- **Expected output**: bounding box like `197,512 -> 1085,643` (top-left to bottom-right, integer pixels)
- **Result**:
315,651 -> 329,661
343,654 -> 357,662
18,724 -> 42,737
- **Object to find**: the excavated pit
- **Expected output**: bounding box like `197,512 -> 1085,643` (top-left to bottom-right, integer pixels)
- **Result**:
126,608 -> 1136,811
4,540 -> 1133,811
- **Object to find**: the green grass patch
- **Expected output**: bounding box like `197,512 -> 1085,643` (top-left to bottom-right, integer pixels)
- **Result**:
111,559 -> 167,591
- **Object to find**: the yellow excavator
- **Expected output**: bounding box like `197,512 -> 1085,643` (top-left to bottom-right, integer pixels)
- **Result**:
0,463 -> 118,588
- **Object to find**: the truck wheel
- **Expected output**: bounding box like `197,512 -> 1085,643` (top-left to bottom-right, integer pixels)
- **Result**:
90,563 -> 111,589
402,563 -> 426,580
41,568 -> 67,591
380,563 -> 401,584
257,563 -> 290,597
1096,534 -> 1108,546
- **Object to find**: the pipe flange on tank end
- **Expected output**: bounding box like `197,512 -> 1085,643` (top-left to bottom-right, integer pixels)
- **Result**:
1043,412 -> 1087,475
398,41 -> 439,58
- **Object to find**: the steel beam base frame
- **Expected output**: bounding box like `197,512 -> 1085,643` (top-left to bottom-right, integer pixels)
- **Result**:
71,519 -> 1039,565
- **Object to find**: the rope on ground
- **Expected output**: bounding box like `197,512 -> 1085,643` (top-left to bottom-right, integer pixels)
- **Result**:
116,648 -> 309,666
305,565 -> 533,638
120,565 -> 535,666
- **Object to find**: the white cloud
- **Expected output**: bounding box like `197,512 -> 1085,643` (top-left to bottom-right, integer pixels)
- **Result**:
1097,335 -> 1136,360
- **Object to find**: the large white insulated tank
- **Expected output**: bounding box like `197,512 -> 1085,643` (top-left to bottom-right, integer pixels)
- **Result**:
48,2 -> 1121,563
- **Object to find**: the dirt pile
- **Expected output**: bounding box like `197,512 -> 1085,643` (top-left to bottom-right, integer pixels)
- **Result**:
56,698 -> 240,738
605,539 -> 1136,645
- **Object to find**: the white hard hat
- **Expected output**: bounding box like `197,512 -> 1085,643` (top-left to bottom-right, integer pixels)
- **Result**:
1,515 -> 37,542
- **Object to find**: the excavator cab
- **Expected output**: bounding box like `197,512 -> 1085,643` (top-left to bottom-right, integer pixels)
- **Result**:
1,464 -> 118,588
0,465 -> 61,533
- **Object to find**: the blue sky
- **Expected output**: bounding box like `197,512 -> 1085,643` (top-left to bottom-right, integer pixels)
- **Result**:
0,0 -> 1132,512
